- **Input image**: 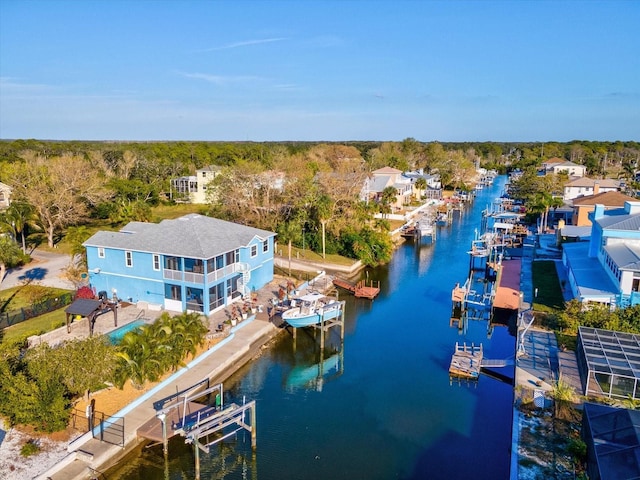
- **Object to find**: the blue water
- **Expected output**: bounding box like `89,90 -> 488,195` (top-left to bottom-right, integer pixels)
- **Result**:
108,177 -> 515,480
108,319 -> 145,344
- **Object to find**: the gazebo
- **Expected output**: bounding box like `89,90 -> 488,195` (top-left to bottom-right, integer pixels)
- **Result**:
64,298 -> 118,336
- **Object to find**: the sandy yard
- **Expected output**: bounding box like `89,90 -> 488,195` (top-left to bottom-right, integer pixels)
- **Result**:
0,341 -> 220,480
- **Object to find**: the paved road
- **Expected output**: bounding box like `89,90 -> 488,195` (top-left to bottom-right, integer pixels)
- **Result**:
0,249 -> 76,291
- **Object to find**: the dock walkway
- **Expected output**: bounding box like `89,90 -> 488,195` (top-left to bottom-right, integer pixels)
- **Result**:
332,277 -> 380,299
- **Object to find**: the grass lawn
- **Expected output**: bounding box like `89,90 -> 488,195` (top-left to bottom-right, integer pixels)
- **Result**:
532,260 -> 565,313
151,203 -> 207,220
274,245 -> 358,267
1,285 -> 73,344
0,285 -> 73,312
1,309 -> 67,344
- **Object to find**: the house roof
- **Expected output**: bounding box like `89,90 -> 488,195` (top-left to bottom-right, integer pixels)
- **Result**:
596,211 -> 640,231
604,243 -> 640,272
552,160 -> 583,168
572,191 -> 636,207
582,401 -> 640,480
565,177 -> 620,188
542,157 -> 565,166
84,214 -> 276,259
372,167 -> 402,175
563,242 -> 619,298
367,175 -> 393,193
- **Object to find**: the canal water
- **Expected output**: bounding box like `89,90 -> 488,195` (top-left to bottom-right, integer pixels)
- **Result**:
109,177 -> 515,480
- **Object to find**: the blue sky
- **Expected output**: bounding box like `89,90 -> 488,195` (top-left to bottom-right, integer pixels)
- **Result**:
1,0 -> 638,142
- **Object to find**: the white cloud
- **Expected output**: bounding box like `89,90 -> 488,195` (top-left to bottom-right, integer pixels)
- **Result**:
177,72 -> 265,86
201,37 -> 287,51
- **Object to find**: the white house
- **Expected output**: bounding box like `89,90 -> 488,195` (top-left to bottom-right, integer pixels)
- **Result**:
0,181 -> 11,209
540,158 -> 586,177
563,177 -> 620,202
171,165 -> 221,204
361,167 -> 414,210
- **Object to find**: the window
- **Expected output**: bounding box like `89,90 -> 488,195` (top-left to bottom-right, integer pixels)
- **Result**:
262,240 -> 269,253
165,256 -> 180,270
125,251 -> 133,267
153,254 -> 160,271
98,247 -> 105,258
209,283 -> 225,310
165,284 -> 182,300
251,245 -> 258,257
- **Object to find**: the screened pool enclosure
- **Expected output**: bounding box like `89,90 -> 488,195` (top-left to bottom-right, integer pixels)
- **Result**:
577,327 -> 640,401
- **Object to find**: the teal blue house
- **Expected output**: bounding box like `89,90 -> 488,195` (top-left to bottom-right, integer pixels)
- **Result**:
84,214 -> 276,315
563,201 -> 640,308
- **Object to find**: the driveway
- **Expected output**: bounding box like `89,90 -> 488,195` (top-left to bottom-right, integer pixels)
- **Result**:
0,249 -> 76,291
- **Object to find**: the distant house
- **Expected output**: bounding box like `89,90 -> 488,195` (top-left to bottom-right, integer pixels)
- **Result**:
171,165 -> 221,204
0,181 -> 11,209
563,177 -> 620,202
402,170 -> 442,200
571,190 -> 637,226
84,214 -> 276,315
562,201 -> 640,307
361,167 -> 413,210
540,158 -> 586,177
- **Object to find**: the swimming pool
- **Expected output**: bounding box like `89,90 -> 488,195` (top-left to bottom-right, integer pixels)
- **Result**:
107,319 -> 146,344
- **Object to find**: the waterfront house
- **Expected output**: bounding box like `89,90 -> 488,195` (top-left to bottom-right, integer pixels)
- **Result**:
402,169 -> 443,200
84,214 -> 276,315
0,181 -> 11,209
571,190 -> 637,226
170,165 -> 221,204
361,167 -> 414,210
562,201 -> 640,307
563,177 -> 620,202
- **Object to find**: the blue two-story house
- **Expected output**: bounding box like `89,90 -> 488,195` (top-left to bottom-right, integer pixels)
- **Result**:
562,201 -> 640,308
84,214 -> 276,315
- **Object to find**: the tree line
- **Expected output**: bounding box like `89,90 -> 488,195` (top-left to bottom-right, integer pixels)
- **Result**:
1,139 -> 639,271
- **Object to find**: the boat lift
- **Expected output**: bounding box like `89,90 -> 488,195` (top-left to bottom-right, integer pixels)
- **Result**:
144,378 -> 258,480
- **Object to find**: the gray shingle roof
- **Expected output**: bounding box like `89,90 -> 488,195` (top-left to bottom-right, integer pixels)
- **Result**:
84,214 -> 276,259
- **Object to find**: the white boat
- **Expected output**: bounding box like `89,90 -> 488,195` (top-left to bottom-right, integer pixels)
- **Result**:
281,292 -> 343,328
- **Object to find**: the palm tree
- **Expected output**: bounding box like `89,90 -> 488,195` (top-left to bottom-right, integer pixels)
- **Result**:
380,186 -> 397,219
414,177 -> 427,202
0,202 -> 38,253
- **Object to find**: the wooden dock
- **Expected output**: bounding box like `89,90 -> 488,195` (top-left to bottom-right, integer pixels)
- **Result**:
332,278 -> 380,299
449,342 -> 483,379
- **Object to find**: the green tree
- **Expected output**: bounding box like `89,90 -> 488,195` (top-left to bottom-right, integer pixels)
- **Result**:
40,337 -> 118,400
0,202 -> 38,253
7,154 -> 111,247
0,236 -> 24,285
380,186 -> 397,218
414,177 -> 427,201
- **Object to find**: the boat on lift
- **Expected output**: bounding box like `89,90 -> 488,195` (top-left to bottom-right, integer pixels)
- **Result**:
281,292 -> 343,328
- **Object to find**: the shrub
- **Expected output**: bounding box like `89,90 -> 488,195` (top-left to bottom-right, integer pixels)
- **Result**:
567,438 -> 587,462
20,439 -> 40,457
